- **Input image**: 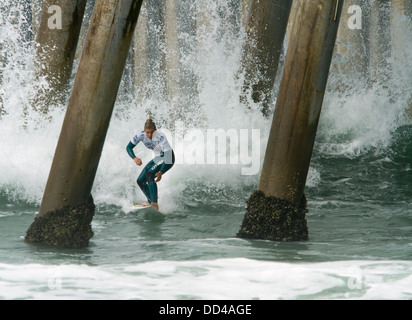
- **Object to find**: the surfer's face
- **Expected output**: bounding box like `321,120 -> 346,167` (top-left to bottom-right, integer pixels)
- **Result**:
144,128 -> 155,140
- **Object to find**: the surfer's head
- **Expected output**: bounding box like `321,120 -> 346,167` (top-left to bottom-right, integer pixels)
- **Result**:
144,118 -> 156,140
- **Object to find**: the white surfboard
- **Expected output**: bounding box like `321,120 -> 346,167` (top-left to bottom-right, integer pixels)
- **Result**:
131,203 -> 166,216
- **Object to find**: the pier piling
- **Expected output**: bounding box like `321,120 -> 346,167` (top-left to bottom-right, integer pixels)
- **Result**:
240,0 -> 293,116
33,0 -> 87,109
238,0 -> 343,241
25,0 -> 144,248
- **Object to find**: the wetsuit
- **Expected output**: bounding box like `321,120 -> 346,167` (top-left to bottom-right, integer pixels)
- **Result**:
126,130 -> 175,204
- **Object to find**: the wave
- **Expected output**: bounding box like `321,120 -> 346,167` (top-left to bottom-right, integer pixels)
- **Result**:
317,86 -> 411,158
1,1 -> 411,209
1,258 -> 412,299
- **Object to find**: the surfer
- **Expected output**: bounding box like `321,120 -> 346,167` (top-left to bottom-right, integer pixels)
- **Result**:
126,119 -> 175,210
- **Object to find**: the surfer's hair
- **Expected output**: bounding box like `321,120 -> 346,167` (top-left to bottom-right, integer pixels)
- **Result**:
144,118 -> 157,131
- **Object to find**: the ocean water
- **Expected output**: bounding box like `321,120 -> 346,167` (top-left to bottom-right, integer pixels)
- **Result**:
1,1 -> 412,300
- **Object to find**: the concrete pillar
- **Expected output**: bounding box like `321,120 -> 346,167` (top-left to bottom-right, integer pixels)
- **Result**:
390,0 -> 408,78
369,0 -> 391,85
240,0 -> 293,116
238,0 -> 343,241
164,0 -> 180,108
33,0 -> 87,109
242,0 -> 253,27
161,0 -> 203,129
31,0 -> 44,37
195,0 -> 213,88
71,1 -> 96,71
25,0 -> 144,248
132,0 -> 148,102
333,0 -> 370,87
390,0 -> 412,117
145,0 -> 167,103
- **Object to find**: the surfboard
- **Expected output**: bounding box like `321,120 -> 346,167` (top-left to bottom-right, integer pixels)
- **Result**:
131,203 -> 166,216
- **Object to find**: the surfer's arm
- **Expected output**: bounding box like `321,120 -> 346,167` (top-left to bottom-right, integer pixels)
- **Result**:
126,141 -> 143,166
126,141 -> 137,159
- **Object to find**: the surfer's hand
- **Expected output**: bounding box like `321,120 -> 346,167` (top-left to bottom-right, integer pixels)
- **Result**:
155,171 -> 163,182
134,157 -> 142,166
